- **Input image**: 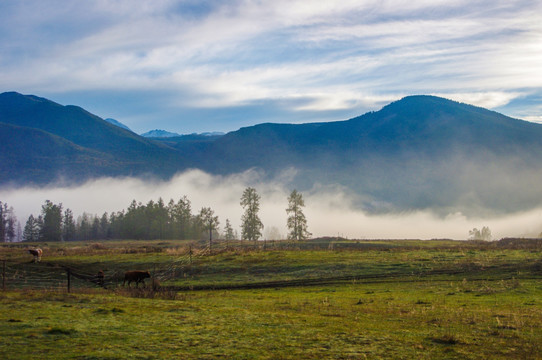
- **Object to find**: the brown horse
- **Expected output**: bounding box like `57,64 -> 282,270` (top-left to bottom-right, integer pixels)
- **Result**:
27,248 -> 42,262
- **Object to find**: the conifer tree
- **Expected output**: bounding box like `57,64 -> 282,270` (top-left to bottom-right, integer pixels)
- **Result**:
286,190 -> 311,240
62,208 -> 76,241
40,200 -> 62,242
224,219 -> 236,241
240,187 -> 263,241
24,215 -> 39,242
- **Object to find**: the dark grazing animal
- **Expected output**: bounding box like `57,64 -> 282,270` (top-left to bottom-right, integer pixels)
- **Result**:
95,270 -> 105,287
123,270 -> 151,288
27,248 -> 42,262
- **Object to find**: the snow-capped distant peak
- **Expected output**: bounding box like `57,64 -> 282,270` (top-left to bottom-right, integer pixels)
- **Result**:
140,129 -> 180,138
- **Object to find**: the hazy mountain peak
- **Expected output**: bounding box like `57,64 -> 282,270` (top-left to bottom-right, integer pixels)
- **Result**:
140,129 -> 181,138
104,118 -> 132,132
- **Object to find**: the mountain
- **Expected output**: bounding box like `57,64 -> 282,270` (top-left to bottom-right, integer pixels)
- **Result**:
141,129 -> 180,138
2,92 -> 542,215
0,92 -> 184,184
182,95 -> 542,214
104,118 -> 132,132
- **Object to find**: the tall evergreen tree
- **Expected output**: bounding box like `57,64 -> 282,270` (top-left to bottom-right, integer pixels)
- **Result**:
99,212 -> 110,239
0,201 -> 8,242
150,198 -> 168,239
5,207 -> 16,242
40,200 -> 62,242
62,208 -> 76,241
77,213 -> 91,241
23,214 -> 40,242
240,187 -> 263,241
91,216 -> 100,240
224,219 -> 236,241
16,222 -> 22,242
286,190 -> 311,240
169,196 -> 192,239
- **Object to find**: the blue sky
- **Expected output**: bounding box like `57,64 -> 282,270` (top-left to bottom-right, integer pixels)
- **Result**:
1,0 -> 541,134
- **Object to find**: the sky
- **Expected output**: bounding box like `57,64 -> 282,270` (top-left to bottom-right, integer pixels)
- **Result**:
1,0 -> 541,134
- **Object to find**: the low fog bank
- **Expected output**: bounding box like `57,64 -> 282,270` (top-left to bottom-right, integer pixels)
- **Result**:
1,169 -> 542,240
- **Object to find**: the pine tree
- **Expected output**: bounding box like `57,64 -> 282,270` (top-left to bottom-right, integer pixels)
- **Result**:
240,187 -> 263,241
6,212 -> 16,242
40,200 -> 63,242
23,215 -> 40,242
0,202 -> 7,242
169,196 -> 192,239
99,212 -> 110,239
62,208 -> 76,241
286,190 -> 311,240
1,203 -> 17,242
224,219 -> 236,240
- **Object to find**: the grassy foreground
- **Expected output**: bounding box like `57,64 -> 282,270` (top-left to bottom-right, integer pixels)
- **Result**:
0,239 -> 541,359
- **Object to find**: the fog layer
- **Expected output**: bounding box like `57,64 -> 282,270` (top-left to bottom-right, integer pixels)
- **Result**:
1,170 -> 541,240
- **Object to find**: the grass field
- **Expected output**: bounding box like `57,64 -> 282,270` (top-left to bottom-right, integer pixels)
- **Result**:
1,239 -> 541,359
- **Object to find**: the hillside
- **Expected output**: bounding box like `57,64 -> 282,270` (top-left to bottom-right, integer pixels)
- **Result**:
0,92 -> 184,184
2,92 -> 542,214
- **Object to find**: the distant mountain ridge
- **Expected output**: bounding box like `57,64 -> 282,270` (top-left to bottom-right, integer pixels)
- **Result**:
2,91 -> 542,215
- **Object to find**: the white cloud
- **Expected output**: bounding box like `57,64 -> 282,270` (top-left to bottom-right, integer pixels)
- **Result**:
431,91 -> 524,109
1,0 -> 542,129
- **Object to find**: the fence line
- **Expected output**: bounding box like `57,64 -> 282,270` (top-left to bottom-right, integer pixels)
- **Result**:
0,243 -> 213,292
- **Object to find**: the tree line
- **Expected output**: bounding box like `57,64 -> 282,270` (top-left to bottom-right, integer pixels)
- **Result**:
2,188 -> 311,242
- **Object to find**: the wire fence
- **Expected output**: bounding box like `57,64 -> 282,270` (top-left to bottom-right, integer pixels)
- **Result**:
4,239 -> 539,293
0,243 -> 212,292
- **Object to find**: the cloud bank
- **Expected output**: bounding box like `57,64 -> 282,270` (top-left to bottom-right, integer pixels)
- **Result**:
2,170 -> 541,240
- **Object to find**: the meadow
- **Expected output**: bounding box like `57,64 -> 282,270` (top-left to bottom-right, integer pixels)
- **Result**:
0,238 -> 541,359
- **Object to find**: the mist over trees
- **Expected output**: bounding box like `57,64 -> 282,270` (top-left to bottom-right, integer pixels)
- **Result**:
469,227 -> 492,241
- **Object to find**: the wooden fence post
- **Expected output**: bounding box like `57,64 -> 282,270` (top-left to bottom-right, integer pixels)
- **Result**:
2,260 -> 6,291
66,268 -> 71,293
152,264 -> 156,292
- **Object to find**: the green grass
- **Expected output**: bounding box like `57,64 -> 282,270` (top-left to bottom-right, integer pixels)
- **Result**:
0,239 -> 541,359
1,280 -> 540,359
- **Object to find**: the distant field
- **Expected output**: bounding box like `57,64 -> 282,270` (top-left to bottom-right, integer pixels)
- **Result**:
0,239 -> 541,359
